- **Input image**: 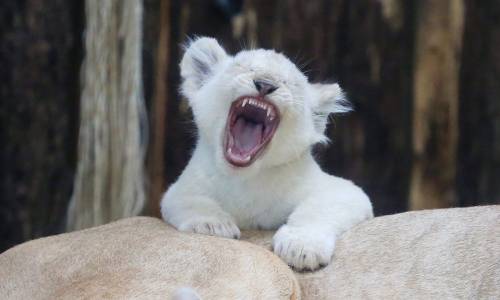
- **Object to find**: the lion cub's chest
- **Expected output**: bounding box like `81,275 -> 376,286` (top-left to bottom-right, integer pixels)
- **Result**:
211,178 -> 300,230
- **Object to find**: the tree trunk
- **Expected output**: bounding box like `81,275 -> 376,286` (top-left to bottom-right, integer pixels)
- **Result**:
410,0 -> 464,210
67,0 -> 147,230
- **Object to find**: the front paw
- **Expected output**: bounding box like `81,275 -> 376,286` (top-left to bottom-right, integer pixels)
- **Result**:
178,216 -> 241,239
272,225 -> 335,271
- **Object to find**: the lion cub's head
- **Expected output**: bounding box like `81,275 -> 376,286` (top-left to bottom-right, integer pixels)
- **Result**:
180,37 -> 349,172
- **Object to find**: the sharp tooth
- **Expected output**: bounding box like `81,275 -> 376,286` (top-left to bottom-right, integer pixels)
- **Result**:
243,155 -> 251,162
228,147 -> 233,154
242,99 -> 248,107
267,108 -> 271,117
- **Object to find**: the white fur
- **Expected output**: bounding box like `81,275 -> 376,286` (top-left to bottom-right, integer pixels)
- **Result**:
161,37 -> 373,271
172,287 -> 202,300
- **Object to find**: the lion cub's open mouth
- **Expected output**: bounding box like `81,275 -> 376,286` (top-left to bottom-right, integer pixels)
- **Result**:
224,96 -> 280,167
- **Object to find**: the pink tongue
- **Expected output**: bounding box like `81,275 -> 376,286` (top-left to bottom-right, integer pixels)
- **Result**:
232,117 -> 263,153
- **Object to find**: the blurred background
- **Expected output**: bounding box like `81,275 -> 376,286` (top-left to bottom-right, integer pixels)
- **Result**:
1,0 -> 499,252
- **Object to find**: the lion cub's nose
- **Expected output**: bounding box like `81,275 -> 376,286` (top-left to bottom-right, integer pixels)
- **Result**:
253,80 -> 278,96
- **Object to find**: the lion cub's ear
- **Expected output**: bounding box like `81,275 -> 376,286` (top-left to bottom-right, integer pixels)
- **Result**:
180,37 -> 229,99
311,83 -> 351,140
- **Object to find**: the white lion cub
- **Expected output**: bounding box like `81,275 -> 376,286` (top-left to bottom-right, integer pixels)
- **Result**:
161,37 -> 373,271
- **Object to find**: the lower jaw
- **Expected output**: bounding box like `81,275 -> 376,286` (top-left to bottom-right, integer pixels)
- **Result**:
223,134 -> 272,168
223,142 -> 258,168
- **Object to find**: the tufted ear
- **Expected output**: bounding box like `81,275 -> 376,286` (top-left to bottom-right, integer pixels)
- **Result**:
311,83 -> 351,141
180,37 -> 229,99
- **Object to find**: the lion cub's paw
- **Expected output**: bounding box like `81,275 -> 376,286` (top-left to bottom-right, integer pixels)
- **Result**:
272,225 -> 335,271
178,216 -> 241,239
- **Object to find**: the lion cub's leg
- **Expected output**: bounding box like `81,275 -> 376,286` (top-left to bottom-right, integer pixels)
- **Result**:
273,177 -> 373,271
161,194 -> 241,239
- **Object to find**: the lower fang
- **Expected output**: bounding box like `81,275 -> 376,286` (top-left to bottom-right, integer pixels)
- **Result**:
243,156 -> 251,162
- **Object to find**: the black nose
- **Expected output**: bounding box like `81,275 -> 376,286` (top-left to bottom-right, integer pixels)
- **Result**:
253,80 -> 278,95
